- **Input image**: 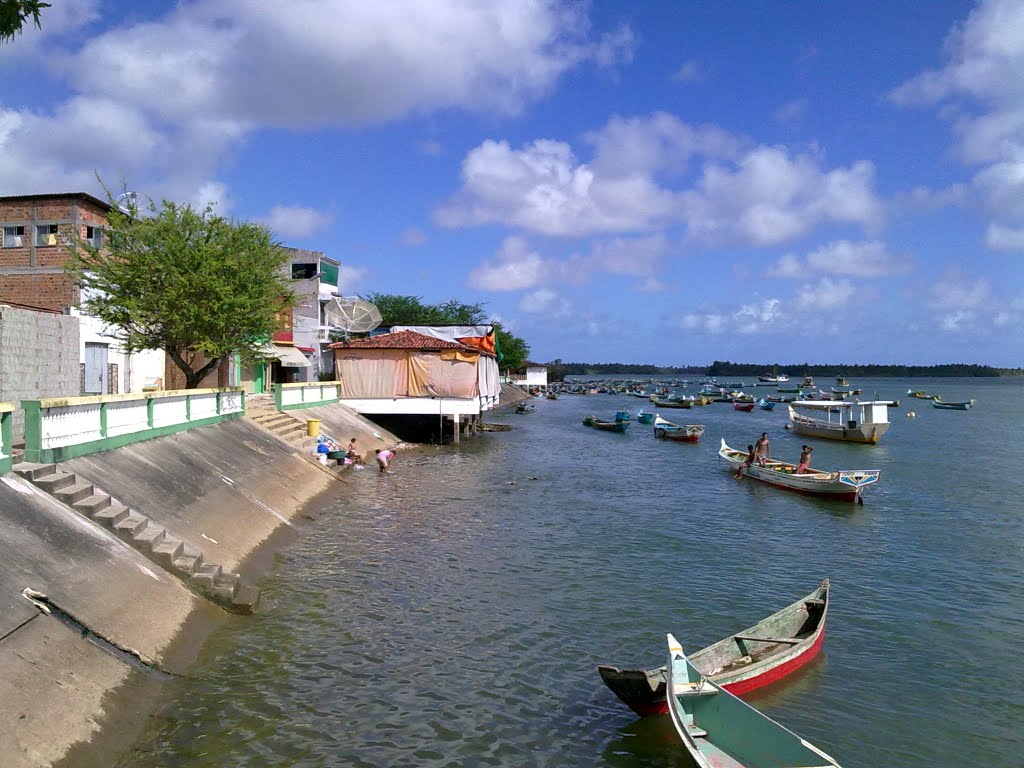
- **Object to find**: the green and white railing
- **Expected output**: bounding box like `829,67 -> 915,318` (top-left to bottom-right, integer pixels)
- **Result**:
0,402 -> 13,475
22,387 -> 245,463
274,381 -> 340,411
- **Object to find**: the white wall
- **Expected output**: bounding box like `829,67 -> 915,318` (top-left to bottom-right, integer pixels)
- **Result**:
74,311 -> 166,392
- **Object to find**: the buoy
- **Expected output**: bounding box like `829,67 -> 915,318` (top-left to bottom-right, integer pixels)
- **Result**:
906,411 -> 916,418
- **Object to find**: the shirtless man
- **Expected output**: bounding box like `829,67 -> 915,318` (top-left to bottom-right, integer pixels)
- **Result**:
753,432 -> 770,466
795,445 -> 812,473
735,444 -> 756,479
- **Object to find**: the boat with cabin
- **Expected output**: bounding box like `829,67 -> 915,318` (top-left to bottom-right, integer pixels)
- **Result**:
787,400 -> 891,444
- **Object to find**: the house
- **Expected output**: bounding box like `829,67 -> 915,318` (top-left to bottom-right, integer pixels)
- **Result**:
513,361 -> 549,391
0,192 -> 168,394
328,329 -> 500,436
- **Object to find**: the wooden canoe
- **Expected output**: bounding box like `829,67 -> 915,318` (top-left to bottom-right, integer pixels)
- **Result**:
653,415 -> 705,442
932,398 -> 975,410
598,580 -> 829,717
666,633 -> 842,767
582,415 -> 629,432
720,439 -> 879,501
733,401 -> 755,412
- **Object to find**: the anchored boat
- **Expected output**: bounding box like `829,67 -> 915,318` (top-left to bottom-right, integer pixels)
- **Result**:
598,580 -> 829,717
787,400 -> 891,444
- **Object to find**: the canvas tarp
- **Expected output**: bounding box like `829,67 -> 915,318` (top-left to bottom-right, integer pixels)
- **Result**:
334,348 -> 481,399
390,325 -> 492,341
334,349 -> 408,398
408,352 -> 479,398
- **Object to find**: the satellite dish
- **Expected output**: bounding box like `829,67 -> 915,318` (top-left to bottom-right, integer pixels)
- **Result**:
324,296 -> 383,340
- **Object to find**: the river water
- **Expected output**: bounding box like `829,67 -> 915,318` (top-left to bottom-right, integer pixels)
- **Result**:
122,377 -> 1024,768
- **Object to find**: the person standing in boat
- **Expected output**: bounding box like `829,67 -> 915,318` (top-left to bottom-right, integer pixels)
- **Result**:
753,432 -> 770,466
795,445 -> 812,473
735,445 -> 756,478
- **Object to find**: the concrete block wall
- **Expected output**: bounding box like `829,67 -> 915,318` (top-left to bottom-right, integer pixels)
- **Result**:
0,305 -> 81,439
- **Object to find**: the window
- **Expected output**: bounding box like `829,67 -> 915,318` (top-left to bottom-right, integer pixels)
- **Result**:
2,225 -> 25,248
291,263 -> 317,280
86,225 -> 103,248
36,223 -> 58,246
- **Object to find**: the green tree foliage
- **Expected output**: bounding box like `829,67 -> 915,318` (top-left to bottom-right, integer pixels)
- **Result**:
359,293 -> 530,370
67,194 -> 296,388
0,0 -> 49,42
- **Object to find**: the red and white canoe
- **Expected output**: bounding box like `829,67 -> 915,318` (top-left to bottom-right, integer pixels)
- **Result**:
598,580 -> 829,717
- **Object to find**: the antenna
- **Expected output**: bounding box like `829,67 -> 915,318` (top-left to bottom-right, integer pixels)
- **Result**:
323,296 -> 383,341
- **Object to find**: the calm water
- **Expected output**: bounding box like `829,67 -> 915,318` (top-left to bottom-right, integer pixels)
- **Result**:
123,378 -> 1024,768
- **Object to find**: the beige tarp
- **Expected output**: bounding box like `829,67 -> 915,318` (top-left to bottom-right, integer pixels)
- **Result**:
334,348 -> 481,399
408,351 -> 479,398
335,349 -> 408,398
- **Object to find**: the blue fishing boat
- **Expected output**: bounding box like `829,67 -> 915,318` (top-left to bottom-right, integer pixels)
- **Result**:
583,415 -> 629,433
932,397 -> 975,410
637,410 -> 655,424
615,410 -> 632,422
757,398 -> 775,411
666,634 -> 842,767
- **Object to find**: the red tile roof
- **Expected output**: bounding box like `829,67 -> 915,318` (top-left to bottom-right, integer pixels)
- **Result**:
328,330 -> 474,351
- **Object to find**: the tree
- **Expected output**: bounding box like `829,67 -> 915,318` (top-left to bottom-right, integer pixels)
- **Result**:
361,292 -> 530,369
67,194 -> 296,388
0,0 -> 49,42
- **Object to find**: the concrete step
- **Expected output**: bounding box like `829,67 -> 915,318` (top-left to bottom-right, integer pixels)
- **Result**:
192,562 -> 222,590
93,500 -> 130,526
33,471 -> 77,494
231,585 -> 260,615
12,462 -> 57,481
132,524 -> 165,550
73,493 -> 112,516
53,481 -> 95,505
113,512 -> 148,539
214,572 -> 240,600
151,537 -> 184,568
172,552 -> 203,576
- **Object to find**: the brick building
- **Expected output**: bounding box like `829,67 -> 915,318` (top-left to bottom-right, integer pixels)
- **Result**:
0,192 -> 110,312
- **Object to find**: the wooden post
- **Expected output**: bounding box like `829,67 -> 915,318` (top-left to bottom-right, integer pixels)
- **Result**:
452,415 -> 460,443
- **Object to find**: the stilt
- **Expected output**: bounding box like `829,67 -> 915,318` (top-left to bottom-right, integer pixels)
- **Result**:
452,415 -> 460,444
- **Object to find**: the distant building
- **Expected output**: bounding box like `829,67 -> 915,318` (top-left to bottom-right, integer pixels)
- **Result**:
513,362 -> 548,391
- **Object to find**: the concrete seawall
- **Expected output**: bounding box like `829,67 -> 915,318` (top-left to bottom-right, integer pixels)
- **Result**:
0,405 -> 400,767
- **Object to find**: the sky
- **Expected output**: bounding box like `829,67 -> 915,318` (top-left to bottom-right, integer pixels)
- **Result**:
2,0 -> 1023,367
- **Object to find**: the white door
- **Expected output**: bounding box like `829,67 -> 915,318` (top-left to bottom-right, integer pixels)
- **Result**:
84,343 -> 108,394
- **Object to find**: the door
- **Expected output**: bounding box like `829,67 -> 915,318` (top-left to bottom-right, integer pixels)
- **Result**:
84,342 -> 109,394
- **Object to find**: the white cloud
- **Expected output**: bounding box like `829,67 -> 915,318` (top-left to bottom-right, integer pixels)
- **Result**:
769,240 -> 909,278
683,146 -> 884,246
260,206 -> 333,239
775,99 -> 808,124
65,0 -> 630,128
890,0 -> 1024,241
930,271 -> 992,309
469,236 -> 548,291
680,298 -> 784,335
339,264 -> 367,293
671,60 -> 703,83
795,277 -> 856,310
439,116 -> 881,244
939,309 -> 976,332
399,228 -> 427,247
986,223 -> 1024,250
519,288 -> 571,317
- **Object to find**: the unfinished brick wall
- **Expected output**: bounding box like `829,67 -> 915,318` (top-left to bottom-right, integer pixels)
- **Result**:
0,194 -> 109,312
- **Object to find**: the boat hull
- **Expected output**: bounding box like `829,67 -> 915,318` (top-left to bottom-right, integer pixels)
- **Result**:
932,400 -> 975,410
720,439 -> 879,500
599,581 -> 829,717
789,419 -> 888,444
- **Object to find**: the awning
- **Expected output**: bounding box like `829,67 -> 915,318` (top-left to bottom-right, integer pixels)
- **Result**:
258,344 -> 311,367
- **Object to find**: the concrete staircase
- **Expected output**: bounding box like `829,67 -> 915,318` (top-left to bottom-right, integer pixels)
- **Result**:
13,462 -> 259,615
245,397 -> 316,447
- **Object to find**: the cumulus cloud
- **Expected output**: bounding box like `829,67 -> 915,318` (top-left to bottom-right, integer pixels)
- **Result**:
469,236 -> 548,291
339,264 -> 367,293
769,240 -> 910,278
795,277 -> 856,310
930,271 -> 993,309
890,0 -> 1024,241
671,60 -> 703,83
680,298 -> 785,335
260,206 -> 333,239
775,99 -> 808,124
438,115 -> 882,243
519,288 -> 571,317
986,223 -> 1024,250
64,0 -> 630,128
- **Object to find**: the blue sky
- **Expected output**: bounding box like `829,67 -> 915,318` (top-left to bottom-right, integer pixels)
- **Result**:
3,0 -> 1023,367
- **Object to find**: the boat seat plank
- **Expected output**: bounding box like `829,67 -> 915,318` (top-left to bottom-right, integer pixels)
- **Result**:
804,599 -> 826,606
673,682 -> 718,696
733,634 -> 802,645
687,727 -> 708,738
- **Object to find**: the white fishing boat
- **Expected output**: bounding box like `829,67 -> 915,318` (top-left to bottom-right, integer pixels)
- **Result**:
787,400 -> 891,444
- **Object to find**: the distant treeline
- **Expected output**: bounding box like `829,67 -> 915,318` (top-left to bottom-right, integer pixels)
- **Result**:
547,359 -> 1022,379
